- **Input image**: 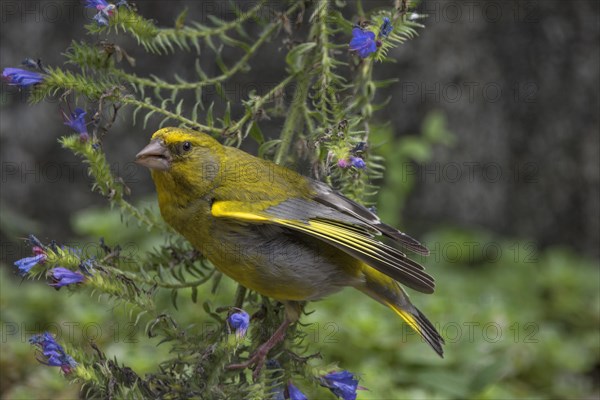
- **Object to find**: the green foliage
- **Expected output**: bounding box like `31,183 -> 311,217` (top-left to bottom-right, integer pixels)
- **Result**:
29,66 -> 121,104
3,217 -> 598,398
60,135 -> 161,230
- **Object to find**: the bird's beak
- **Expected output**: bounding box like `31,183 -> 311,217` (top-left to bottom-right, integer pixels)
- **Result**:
135,139 -> 172,171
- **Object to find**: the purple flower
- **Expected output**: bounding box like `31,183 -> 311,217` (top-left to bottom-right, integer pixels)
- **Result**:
350,156 -> 366,169
227,310 -> 250,338
287,382 -> 307,400
63,108 -> 89,142
14,254 -> 46,276
321,370 -> 361,400
49,267 -> 85,288
337,158 -> 350,168
2,68 -> 44,88
379,17 -> 393,38
349,28 -> 377,58
29,332 -> 77,374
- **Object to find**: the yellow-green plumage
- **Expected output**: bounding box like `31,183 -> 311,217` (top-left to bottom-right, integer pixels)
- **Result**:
136,127 -> 444,357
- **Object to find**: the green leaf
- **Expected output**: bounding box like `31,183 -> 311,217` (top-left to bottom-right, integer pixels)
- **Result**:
398,137 -> 432,162
191,286 -> 198,303
170,289 -> 178,310
468,359 -> 509,394
258,139 -> 281,159
248,122 -> 264,144
223,102 -> 231,126
175,7 -> 188,30
422,110 -> 455,145
206,102 -> 215,127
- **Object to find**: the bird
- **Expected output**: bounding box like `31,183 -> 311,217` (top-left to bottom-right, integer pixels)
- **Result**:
135,127 -> 444,375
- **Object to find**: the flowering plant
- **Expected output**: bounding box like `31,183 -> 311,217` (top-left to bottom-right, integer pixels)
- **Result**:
4,0 -> 427,398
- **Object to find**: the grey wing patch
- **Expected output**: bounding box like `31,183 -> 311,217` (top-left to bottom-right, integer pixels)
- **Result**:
264,197 -> 372,228
310,180 -> 381,223
309,179 -> 430,255
262,197 -> 435,294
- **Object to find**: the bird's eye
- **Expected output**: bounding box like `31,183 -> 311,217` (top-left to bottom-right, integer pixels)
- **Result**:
182,141 -> 192,152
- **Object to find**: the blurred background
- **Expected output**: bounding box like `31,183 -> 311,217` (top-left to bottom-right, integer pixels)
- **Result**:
1,0 -> 598,399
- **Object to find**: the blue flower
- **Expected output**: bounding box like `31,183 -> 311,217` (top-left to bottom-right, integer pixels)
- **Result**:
379,17 -> 393,38
287,382 -> 307,400
321,370 -> 361,400
227,310 -> 250,338
2,68 -> 44,88
350,156 -> 366,169
14,254 -> 46,276
63,108 -> 89,142
79,258 -> 95,276
352,141 -> 367,153
84,0 -> 117,26
21,58 -> 41,70
28,234 -> 44,248
266,360 -> 285,400
30,332 -> 77,374
84,0 -> 109,9
349,28 -> 377,58
49,267 -> 85,288
93,12 -> 110,26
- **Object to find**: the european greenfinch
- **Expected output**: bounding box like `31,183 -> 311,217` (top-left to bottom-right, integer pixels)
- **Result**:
136,127 -> 444,373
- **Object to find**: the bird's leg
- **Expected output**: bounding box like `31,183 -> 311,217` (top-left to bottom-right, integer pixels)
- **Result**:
227,316 -> 292,379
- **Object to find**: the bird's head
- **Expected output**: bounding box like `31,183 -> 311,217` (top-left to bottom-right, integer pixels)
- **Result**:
135,127 -> 224,199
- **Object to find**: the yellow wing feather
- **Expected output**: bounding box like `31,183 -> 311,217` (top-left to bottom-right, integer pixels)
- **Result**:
211,200 -> 435,293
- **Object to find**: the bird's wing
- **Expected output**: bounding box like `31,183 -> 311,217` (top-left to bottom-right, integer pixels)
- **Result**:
211,198 -> 435,294
308,179 -> 430,255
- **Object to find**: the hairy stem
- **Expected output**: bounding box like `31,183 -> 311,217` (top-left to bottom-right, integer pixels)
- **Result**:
116,20 -> 281,92
161,1 -> 267,39
274,68 -> 311,165
118,268 -> 216,289
123,97 -> 222,134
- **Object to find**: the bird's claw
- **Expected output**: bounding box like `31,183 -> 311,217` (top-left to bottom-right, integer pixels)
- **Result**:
226,345 -> 270,380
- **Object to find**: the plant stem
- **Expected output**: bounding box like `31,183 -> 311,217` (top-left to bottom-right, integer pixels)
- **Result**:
274,68 -> 311,165
229,74 -> 296,133
157,0 -> 267,40
118,268 -> 216,289
233,285 -> 247,309
117,19 -> 281,92
123,97 -> 222,134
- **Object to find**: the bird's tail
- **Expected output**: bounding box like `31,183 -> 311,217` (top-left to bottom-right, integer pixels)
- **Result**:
359,269 -> 445,357
385,300 -> 445,357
